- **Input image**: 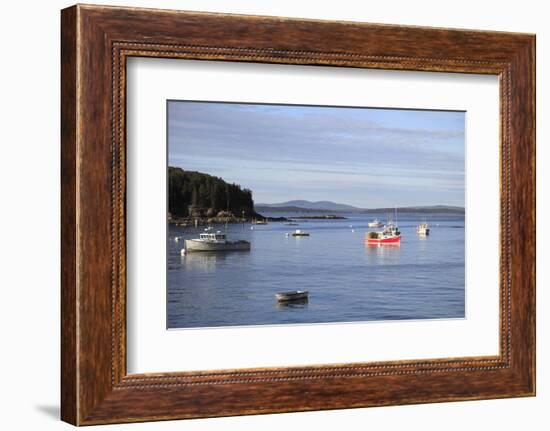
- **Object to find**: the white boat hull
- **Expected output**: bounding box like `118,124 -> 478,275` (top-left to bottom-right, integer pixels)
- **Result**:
184,239 -> 251,252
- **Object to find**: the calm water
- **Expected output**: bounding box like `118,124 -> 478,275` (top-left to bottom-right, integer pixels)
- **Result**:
167,212 -> 465,329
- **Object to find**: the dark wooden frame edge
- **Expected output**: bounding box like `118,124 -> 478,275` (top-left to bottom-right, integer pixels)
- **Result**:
61,4 -> 535,426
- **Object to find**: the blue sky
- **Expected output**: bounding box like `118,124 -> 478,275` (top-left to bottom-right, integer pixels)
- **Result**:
168,101 -> 465,208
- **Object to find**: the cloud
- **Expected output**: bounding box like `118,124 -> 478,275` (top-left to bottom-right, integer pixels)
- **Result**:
168,101 -> 465,207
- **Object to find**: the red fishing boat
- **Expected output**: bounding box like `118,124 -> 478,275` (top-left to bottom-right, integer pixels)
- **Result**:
365,209 -> 401,244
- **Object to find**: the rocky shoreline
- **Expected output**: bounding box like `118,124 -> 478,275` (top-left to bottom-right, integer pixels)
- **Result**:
169,211 -> 347,227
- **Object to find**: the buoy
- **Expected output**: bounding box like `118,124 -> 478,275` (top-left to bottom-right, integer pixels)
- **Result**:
175,237 -> 180,242
352,229 -> 355,233
180,248 -> 186,256
251,226 -> 254,230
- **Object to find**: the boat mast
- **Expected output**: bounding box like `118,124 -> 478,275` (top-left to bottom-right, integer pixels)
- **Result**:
225,185 -> 229,232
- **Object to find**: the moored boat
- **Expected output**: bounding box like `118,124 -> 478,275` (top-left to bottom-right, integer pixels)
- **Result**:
252,218 -> 268,225
365,208 -> 401,244
291,229 -> 310,237
417,222 -> 430,235
368,218 -> 384,228
184,231 -> 250,252
365,222 -> 401,244
275,290 -> 309,302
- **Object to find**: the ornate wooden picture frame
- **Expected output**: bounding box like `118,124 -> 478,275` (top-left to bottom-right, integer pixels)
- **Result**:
61,4 -> 535,425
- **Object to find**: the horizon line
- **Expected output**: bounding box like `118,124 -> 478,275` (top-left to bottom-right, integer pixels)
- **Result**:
255,202 -> 465,209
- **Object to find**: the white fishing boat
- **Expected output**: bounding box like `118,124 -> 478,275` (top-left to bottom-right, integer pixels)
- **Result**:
252,218 -> 268,225
184,231 -> 250,252
368,218 -> 384,228
291,229 -> 310,237
417,222 -> 430,235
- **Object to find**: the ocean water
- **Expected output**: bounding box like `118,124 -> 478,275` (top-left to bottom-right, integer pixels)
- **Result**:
167,212 -> 465,329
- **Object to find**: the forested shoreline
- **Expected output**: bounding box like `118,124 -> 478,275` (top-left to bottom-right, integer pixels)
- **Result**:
168,167 -> 262,222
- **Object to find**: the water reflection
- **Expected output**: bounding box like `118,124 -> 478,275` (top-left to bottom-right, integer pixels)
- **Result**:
364,243 -> 401,264
417,234 -> 429,254
180,251 -> 228,270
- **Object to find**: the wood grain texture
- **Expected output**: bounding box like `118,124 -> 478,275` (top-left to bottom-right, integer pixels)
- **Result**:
60,4 -> 536,425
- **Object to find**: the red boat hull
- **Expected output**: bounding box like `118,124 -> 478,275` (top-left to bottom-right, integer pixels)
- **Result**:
365,236 -> 401,244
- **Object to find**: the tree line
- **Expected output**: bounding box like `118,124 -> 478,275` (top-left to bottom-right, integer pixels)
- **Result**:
168,167 -> 255,217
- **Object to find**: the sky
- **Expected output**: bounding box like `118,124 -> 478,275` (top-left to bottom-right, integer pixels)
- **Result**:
168,101 -> 465,208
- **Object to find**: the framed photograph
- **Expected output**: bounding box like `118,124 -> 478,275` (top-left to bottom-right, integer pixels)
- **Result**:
61,4 -> 535,425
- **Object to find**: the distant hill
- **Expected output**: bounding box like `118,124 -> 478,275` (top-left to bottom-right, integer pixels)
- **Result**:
256,200 -> 360,211
255,201 -> 464,214
254,205 -> 339,213
365,205 -> 465,214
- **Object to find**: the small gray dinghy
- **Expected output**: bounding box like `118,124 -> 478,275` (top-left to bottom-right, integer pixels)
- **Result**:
275,290 -> 309,302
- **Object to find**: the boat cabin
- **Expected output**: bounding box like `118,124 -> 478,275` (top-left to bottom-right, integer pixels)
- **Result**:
384,224 -> 401,236
199,232 -> 226,241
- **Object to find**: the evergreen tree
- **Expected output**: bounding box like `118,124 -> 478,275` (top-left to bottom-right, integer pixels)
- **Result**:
168,167 -> 256,218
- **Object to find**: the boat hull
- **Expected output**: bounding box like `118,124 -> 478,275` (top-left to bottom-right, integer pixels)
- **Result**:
184,239 -> 251,252
276,291 -> 309,302
365,236 -> 401,244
